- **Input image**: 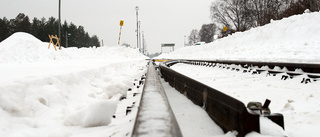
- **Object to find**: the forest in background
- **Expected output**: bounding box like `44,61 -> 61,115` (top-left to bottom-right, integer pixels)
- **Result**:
0,13 -> 100,48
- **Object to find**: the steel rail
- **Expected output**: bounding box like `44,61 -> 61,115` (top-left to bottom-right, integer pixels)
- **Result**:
182,59 -> 320,74
132,61 -> 182,137
159,59 -> 286,137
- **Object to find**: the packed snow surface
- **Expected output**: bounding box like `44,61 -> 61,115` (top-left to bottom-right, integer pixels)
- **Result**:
158,11 -> 320,63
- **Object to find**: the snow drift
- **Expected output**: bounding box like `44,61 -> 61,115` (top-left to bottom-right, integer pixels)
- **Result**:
159,11 -> 320,137
0,32 -> 147,63
0,32 -> 148,136
158,11 -> 320,63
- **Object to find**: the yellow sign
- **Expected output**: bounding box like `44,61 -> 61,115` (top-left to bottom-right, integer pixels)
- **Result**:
223,26 -> 228,31
154,59 -> 170,62
120,20 -> 124,26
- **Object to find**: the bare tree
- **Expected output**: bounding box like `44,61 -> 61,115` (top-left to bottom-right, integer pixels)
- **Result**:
199,23 -> 217,43
309,0 -> 320,11
188,29 -> 200,46
210,0 -> 251,32
211,0 -> 293,33
249,0 -> 291,26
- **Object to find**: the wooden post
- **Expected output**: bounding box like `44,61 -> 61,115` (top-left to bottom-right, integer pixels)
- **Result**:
48,35 -> 61,51
48,35 -> 53,49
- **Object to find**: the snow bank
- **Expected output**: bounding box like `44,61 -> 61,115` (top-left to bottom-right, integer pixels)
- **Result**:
157,11 -> 320,137
0,32 -> 147,63
0,32 -> 49,63
0,32 -> 43,49
158,11 -> 320,63
0,32 -> 148,136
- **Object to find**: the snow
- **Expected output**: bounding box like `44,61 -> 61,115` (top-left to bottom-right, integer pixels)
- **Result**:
160,78 -> 225,137
133,63 -> 180,137
134,91 -> 171,137
0,32 -> 149,136
158,11 -> 320,137
168,60 -> 320,137
158,12 -> 320,64
64,99 -> 118,127
259,117 -> 288,137
1,10 -> 320,137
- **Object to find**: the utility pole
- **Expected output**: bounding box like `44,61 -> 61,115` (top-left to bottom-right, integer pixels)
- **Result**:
184,35 -> 186,47
65,31 -> 68,48
139,21 -> 141,53
142,31 -> 145,54
135,6 -> 139,50
58,0 -> 61,46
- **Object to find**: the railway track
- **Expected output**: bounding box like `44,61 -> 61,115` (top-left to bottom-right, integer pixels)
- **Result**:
181,59 -> 320,83
132,61 -> 182,137
132,59 -> 320,137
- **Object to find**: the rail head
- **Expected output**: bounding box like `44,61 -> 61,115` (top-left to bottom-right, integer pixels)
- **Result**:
132,61 -> 182,137
185,59 -> 320,73
156,58 -> 320,72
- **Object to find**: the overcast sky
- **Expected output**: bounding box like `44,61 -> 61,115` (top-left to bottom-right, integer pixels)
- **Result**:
0,0 -> 214,54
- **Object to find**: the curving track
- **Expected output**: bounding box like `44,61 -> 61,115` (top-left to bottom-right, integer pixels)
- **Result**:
133,59 -> 320,137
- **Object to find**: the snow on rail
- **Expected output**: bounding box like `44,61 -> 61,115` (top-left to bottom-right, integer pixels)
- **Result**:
132,61 -> 182,137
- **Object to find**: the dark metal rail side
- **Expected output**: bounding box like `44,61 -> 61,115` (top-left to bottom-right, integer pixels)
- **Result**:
183,59 -> 320,74
132,61 -> 182,137
159,60 -> 284,137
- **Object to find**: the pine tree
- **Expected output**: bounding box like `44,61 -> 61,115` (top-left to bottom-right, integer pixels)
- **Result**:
0,13 -> 100,48
199,23 -> 216,43
13,13 -> 31,33
0,17 -> 11,41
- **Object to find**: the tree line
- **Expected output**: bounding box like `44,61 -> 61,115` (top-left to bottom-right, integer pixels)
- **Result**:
0,13 -> 100,48
188,0 -> 320,45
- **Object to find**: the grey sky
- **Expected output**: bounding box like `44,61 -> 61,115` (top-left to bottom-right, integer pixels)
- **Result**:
0,0 -> 214,54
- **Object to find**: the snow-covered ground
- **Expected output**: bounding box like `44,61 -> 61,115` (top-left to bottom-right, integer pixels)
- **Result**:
1,10 -> 320,137
170,63 -> 319,137
158,11 -> 320,137
0,32 -> 149,137
158,11 -> 320,64
160,78 -> 226,137
0,32 -> 229,137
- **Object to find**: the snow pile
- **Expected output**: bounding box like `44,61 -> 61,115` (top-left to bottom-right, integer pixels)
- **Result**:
158,11 -> 320,63
0,32 -> 48,63
0,32 -> 43,49
82,100 -> 117,127
0,32 -> 148,136
157,11 -> 320,137
64,100 -> 118,127
0,32 -> 147,63
259,117 -> 288,137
